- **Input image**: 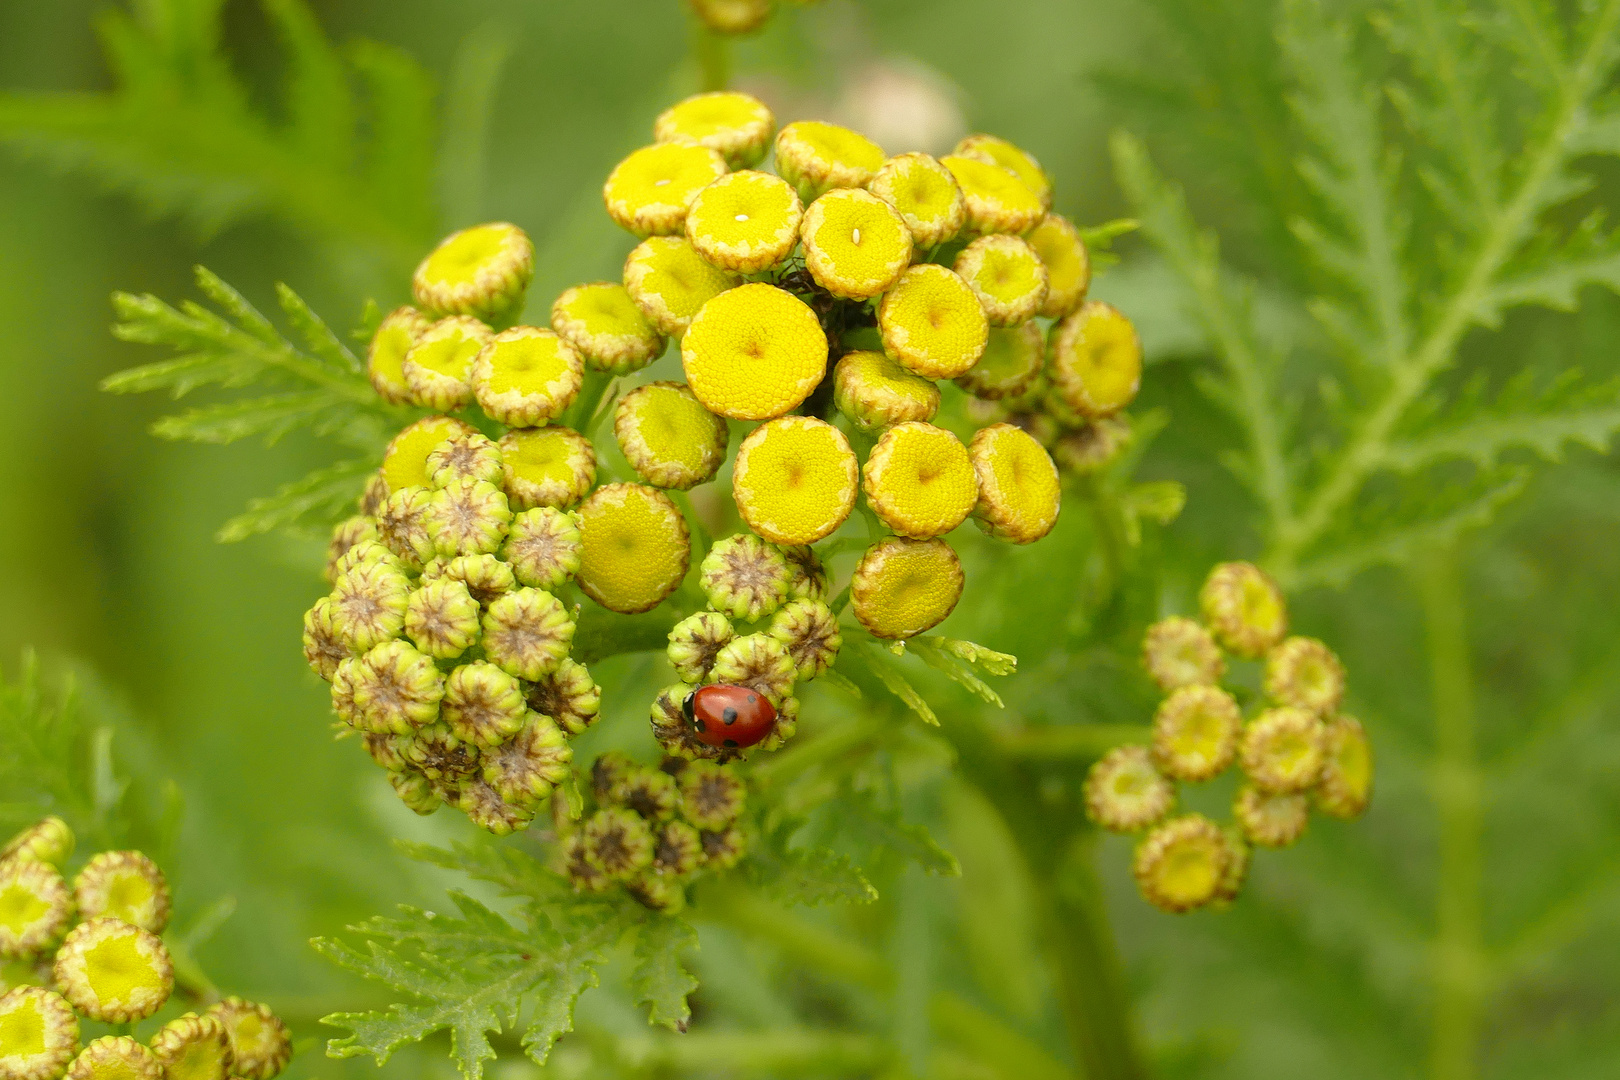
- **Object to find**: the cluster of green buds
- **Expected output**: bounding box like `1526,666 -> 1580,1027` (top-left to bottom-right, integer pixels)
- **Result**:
1083,563 -> 1375,913
0,819 -> 291,1080
560,753 -> 748,912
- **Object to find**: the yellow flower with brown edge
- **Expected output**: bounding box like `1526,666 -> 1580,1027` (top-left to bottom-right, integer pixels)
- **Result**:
864,422 -> 977,539
73,850 -> 170,934
773,121 -> 884,202
381,415 -> 477,493
575,483 -> 691,614
1234,785 -> 1309,848
0,859 -> 73,959
615,382 -> 729,490
954,234 -> 1047,326
655,91 -> 775,168
1141,616 -> 1225,691
470,327 -> 583,428
733,417 -> 858,545
66,1036 -> 160,1080
603,142 -> 727,238
867,153 -> 965,250
401,316 -> 492,412
954,323 -> 1043,401
801,189 -> 913,300
53,918 -> 173,1023
1263,636 -> 1346,716
551,282 -> 666,375
623,236 -> 740,337
411,222 -> 533,323
967,423 -> 1060,544
685,171 -> 802,273
203,999 -> 290,1080
682,283 -> 828,420
1151,684 -> 1241,782
1048,300 -> 1142,420
1025,214 -> 1090,319
1240,707 -> 1325,793
1084,744 -> 1174,832
850,536 -> 964,640
1133,814 -> 1229,913
148,1014 -> 232,1080
1,818 -> 73,868
0,987 -> 79,1080
939,154 -> 1044,235
498,428 -> 596,510
833,350 -> 939,431
1200,560 -> 1288,658
878,264 -> 988,379
1316,715 -> 1373,819
366,306 -> 430,404
952,134 -> 1052,209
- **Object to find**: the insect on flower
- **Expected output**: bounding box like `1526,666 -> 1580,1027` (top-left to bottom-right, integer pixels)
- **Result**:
682,684 -> 777,749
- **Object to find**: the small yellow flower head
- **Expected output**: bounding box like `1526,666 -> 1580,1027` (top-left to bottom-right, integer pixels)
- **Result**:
441,662 -> 528,748
525,659 -> 601,736
953,234 -> 1048,327
617,768 -> 680,822
1,819 -> 73,869
65,1036 -> 161,1080
499,428 -> 596,511
481,587 -> 575,681
968,423 -> 1060,544
939,155 -> 1044,236
1025,214 -> 1090,319
1264,636 -> 1346,716
303,601 -> 351,679
482,713 -> 570,807
700,826 -> 747,869
425,479 -> 511,559
667,611 -> 735,683
361,732 -> 411,772
148,1014 -> 232,1080
583,808 -> 655,879
551,283 -> 666,375
655,91 -> 775,169
324,517 -> 378,585
203,999 -> 290,1080
833,350 -> 939,432
682,284 -> 828,421
73,852 -> 169,935
773,121 -> 885,203
689,0 -> 773,35
1142,616 -> 1225,692
850,537 -> 964,640
878,264 -> 988,379
1241,707 -> 1325,793
686,171 -> 802,274
53,919 -> 172,1023
1132,814 -> 1229,914
801,189 -> 913,300
563,834 -> 611,893
768,599 -> 841,680
603,142 -> 727,238
412,223 -> 534,323
1048,301 -> 1142,420
576,483 -> 691,614
627,870 -> 687,914
1234,785 -> 1309,849
0,860 -> 72,960
623,237 -> 740,338
709,633 -> 797,707
326,560 -> 410,653
1316,715 -> 1373,820
651,820 -> 704,877
382,416 -> 478,493
864,422 -> 978,538
0,987 -> 78,1080
402,316 -> 493,412
867,153 -> 965,250
439,553 -> 517,606
1151,685 -> 1241,783
1053,416 -> 1133,475
455,779 -> 534,836
701,534 -> 792,621
1084,744 -> 1174,832
359,471 -> 389,517
614,382 -> 730,490
732,417 -> 858,545
350,640 -> 445,735
403,579 -> 479,660
679,761 -> 747,831
952,134 -> 1052,210
366,306 -> 432,404
781,544 -> 830,603
954,323 -> 1043,400
402,723 -> 482,783
470,327 -> 583,428
502,507 -> 582,590
1199,561 -> 1288,659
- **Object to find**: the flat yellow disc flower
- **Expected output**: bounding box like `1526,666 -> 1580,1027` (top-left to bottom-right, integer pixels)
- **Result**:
66,1036 -> 161,1080
603,142 -> 727,238
366,306 -> 430,404
1316,715 -> 1373,819
53,919 -> 173,1023
1142,616 -> 1225,692
575,483 -> 691,614
1132,814 -> 1229,913
470,326 -> 584,427
402,316 -> 493,411
1234,786 -> 1309,848
148,1014 -> 232,1080
685,170 -> 802,273
623,236 -> 739,337
655,91 -> 775,168
1048,300 -> 1142,419
551,282 -> 665,374
1151,684 -> 1241,782
954,323 -> 1043,399
1199,560 -> 1288,658
682,283 -> 828,420
1025,213 -> 1090,318
864,422 -> 977,538
381,416 -> 477,492
498,428 -> 596,510
801,189 -> 912,299
774,121 -> 885,202
614,381 -> 729,490
1263,636 -> 1346,716
833,349 -> 939,431
850,536 -> 964,639
878,264 -> 988,379
867,153 -> 965,250
411,223 -> 533,323
0,858 -> 73,958
733,417 -> 858,545
1084,745 -> 1174,832
1240,707 -> 1326,793
0,987 -> 78,1080
203,999 -> 290,1080
968,422 -> 1060,544
74,851 -> 170,934
953,234 -> 1048,326
939,155 -> 1044,236
953,134 -> 1052,209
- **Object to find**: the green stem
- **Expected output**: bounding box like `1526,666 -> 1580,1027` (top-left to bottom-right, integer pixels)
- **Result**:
692,21 -> 731,92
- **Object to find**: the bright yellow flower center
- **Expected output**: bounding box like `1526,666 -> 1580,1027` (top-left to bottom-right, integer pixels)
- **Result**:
939,155 -> 1044,234
733,416 -> 859,545
682,283 -> 828,420
655,91 -> 774,166
801,189 -> 913,299
851,537 -> 964,640
864,422 -> 978,538
161,1037 -> 229,1080
575,483 -> 690,614
1145,829 -> 1223,907
878,264 -> 988,379
0,999 -> 46,1056
408,318 -> 488,381
366,309 -> 421,399
685,170 -> 802,273
969,423 -> 1060,544
81,931 -> 168,1010
775,121 -> 885,198
1332,725 -> 1372,802
499,427 -> 594,509
0,879 -> 49,935
954,134 -> 1052,207
419,224 -> 510,282
96,872 -> 158,928
553,283 -> 661,355
603,142 -> 727,237
475,329 -> 575,397
1025,214 -> 1090,318
614,382 -> 729,489
623,236 -> 739,336
1049,300 -> 1142,418
954,234 -> 1046,325
867,153 -> 964,249
412,223 -> 532,319
382,416 -> 476,492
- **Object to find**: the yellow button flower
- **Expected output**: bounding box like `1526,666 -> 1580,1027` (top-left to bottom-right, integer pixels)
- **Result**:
1141,616 -> 1225,692
953,234 -> 1047,326
1048,300 -> 1142,419
954,323 -> 1043,400
401,316 -> 493,412
1025,213 -> 1090,319
148,1013 -> 232,1080
551,282 -> 666,375
614,381 -> 730,490
203,998 -> 291,1080
603,142 -> 727,238
66,1036 -> 161,1080
833,349 -> 939,431
1316,714 -> 1373,819
655,91 -> 775,168
685,170 -> 802,273
0,988 -> 78,1080
411,222 -> 534,323
623,236 -> 740,337
0,858 -> 73,959
967,422 -> 1060,544
850,536 -> 964,639
1084,744 -> 1174,832
952,134 -> 1052,209
1235,785 -> 1309,848
53,918 -> 173,1023
878,264 -> 988,379
1199,560 -> 1288,658
1263,636 -> 1346,716
575,482 -> 691,613
864,422 -> 977,538
690,0 -> 773,34
774,121 -> 885,202
682,283 -> 828,420
366,306 -> 430,404
1240,707 -> 1325,793
939,154 -> 1044,236
1150,684 -> 1241,782
498,427 -> 596,510
801,189 -> 913,299
73,851 -> 170,934
470,326 -> 583,427
867,152 -> 965,250
733,416 -> 858,545
1132,814 -> 1229,913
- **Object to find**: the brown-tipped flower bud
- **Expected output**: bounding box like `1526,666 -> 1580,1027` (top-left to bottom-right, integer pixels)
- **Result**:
425,431 -> 504,490
650,821 -> 703,877
759,692 -> 798,752
499,428 -> 597,512
1316,715 -> 1373,820
329,658 -> 360,727
456,780 -> 534,836
700,826 -> 747,870
953,234 -> 1047,327
1151,685 -> 1241,783
701,534 -> 792,622
0,987 -> 79,1080
65,1037 -> 160,1080
1131,814 -> 1229,914
440,553 -> 517,607
781,545 -> 829,604
403,578 -> 481,660
324,516 -> 377,585
1048,301 -> 1142,420
614,382 -> 730,491
583,808 -> 655,879
481,713 -> 570,808
1234,785 -> 1309,848
203,999 -> 290,1080
590,751 -> 639,804
563,835 -> 612,894
1084,744 -> 1175,832
833,350 -> 940,432
350,640 -> 445,735
53,918 -> 172,1022
362,732 -> 412,772
148,1013 -> 232,1080
328,539 -> 401,586
302,599 -> 351,681
1199,561 -> 1288,659
627,869 -> 688,914
425,479 -> 511,560
481,588 -> 575,681
375,486 -> 438,571
954,323 -> 1043,401
526,660 -> 601,736
678,761 -> 746,831
0,859 -> 74,959
367,306 -> 432,404
327,560 -> 411,654
1240,707 -> 1325,793
551,282 -> 666,376
471,327 -> 584,429
851,537 -> 965,640
1263,637 -> 1346,716
667,612 -> 735,684
73,851 -> 169,935
403,723 -> 482,783
358,471 -> 389,517
708,633 -> 797,708
1,818 -> 74,868
1142,616 -> 1225,692
768,599 -> 841,681
502,508 -> 582,590
617,768 -> 680,822
389,770 -> 444,816
412,223 -> 533,323
441,662 -> 528,749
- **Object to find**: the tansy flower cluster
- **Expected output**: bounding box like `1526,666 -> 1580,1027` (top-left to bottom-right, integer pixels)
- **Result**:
1083,563 -> 1375,913
0,819 -> 291,1080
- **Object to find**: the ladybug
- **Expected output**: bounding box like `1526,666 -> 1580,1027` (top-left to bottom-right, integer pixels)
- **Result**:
683,684 -> 777,749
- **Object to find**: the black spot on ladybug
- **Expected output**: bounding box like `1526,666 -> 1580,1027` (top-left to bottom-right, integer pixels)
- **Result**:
722,707 -> 738,724
747,693 -> 757,704
724,739 -> 738,747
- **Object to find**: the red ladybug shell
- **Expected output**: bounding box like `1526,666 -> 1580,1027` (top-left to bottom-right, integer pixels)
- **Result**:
683,684 -> 777,749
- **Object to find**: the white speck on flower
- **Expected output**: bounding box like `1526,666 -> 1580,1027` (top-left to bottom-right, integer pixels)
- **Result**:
654,178 -> 671,187
852,228 -> 862,245
736,213 -> 750,222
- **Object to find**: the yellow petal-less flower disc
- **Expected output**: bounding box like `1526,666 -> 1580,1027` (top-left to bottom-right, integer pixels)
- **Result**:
655,91 -> 775,168
733,417 -> 858,545
774,121 -> 885,202
411,223 -> 534,323
366,306 -> 430,404
53,919 -> 173,1023
1048,300 -> 1142,419
73,851 -> 170,934
968,422 -> 1060,544
1084,744 -> 1174,832
1151,684 -> 1242,782
863,422 -> 978,538
401,316 -> 493,411
1240,707 -> 1326,793
801,189 -> 913,300
623,236 -> 740,337
878,264 -> 988,379
952,134 -> 1052,209
204,998 -> 291,1080
1234,785 -> 1309,848
1199,560 -> 1288,658
66,1035 -> 161,1080
690,0 -> 773,34
382,416 -> 478,492
954,322 -> 1043,400
148,1014 -> 232,1080
1263,636 -> 1346,716
551,283 -> 665,375
470,326 -> 584,427
1025,214 -> 1090,319
603,142 -> 727,238
614,381 -> 730,490
685,170 -> 802,273
0,987 -> 78,1080
0,858 -> 72,958
498,427 -> 597,510
850,537 -> 964,640
867,153 -> 965,250
681,283 -> 828,420
939,155 -> 1044,236
1316,714 -> 1373,820
833,349 -> 939,431
575,482 -> 691,613
953,234 -> 1048,327
1132,814 -> 1229,914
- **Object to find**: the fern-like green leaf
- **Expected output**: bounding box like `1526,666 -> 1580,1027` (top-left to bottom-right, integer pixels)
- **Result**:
216,457 -> 379,542
630,917 -> 699,1034
852,642 -> 938,726
1384,372 -> 1620,471
745,818 -> 879,906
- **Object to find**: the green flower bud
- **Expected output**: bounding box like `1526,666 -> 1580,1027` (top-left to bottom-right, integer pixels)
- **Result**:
425,431 -> 504,489
482,713 -> 570,808
649,684 -> 733,763
403,317 -> 493,412
323,516 -> 377,584
358,471 -> 389,518
1234,784 -> 1308,848
424,480 -> 511,560
551,283 -> 665,376
327,561 -> 411,654
403,723 -> 482,782
954,323 -> 1043,401
1316,714 -> 1372,820
203,999 -> 290,1080
689,0 -> 772,35
65,1037 -> 161,1080
375,487 -> 438,570
525,659 -> 600,736
768,599 -> 841,681
403,578 -> 481,660
302,599 -> 350,681
0,860 -> 73,960
1263,636 -> 1346,717
589,752 -> 638,804
699,826 -> 746,870
759,692 -> 798,752
781,545 -> 829,603
708,633 -> 796,708
701,535 -> 792,622
350,640 -> 445,735
1083,744 -> 1174,832
1052,416 -> 1133,475
148,1014 -> 231,1080
833,350 -> 940,432
481,588 -> 574,681
1240,707 -> 1325,794
361,732 -> 412,772
441,662 -> 527,749
73,852 -> 169,935
617,768 -> 679,822
502,508 -> 582,590
0,987 -> 79,1080
367,306 -> 432,405
678,761 -> 746,831
613,382 -> 730,491
1199,561 -> 1288,659
498,428 -> 597,512
583,809 -> 654,879
456,780 -> 534,836
667,612 -> 734,684
1131,814 -> 1228,914
562,835 -> 611,894
0,820 -> 73,869
1142,616 -> 1224,692
411,223 -> 534,324
327,539 -> 401,585
329,659 -> 360,727
53,919 -> 172,1023
388,770 -> 443,816
627,870 -> 687,914
1212,826 -> 1251,906
650,821 -> 703,877
1150,685 -> 1241,783
440,553 -> 517,607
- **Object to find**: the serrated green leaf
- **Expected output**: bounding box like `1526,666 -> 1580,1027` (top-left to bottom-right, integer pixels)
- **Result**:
853,641 -> 937,725
216,457 -> 377,542
906,637 -> 1005,708
630,916 -> 699,1033
1384,373 -> 1620,471
149,391 -> 348,445
745,820 -> 878,906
